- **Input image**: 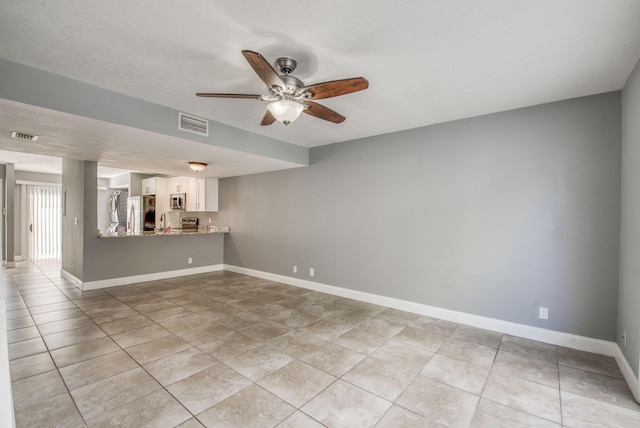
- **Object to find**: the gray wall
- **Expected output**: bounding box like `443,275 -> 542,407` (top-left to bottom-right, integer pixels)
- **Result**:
0,165 -> 3,262
60,160 -> 223,282
129,173 -> 150,197
15,171 -> 62,184
219,92 -> 621,341
15,185 -> 24,258
4,164 -> 15,266
83,233 -> 224,282
619,57 -> 640,376
109,173 -> 130,189
81,162 -> 224,282
61,159 -> 85,279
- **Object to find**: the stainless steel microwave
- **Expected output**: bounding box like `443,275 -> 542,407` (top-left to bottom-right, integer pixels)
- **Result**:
170,193 -> 186,210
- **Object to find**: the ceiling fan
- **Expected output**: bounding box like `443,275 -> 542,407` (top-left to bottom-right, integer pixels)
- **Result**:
197,50 -> 369,126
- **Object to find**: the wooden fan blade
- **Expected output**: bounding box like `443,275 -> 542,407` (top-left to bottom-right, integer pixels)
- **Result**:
260,110 -> 276,126
196,93 -> 262,99
303,101 -> 345,124
242,50 -> 286,90
303,77 -> 368,100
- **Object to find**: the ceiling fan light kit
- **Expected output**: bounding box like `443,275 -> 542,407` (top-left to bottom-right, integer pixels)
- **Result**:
187,161 -> 207,172
197,50 -> 369,127
266,99 -> 306,125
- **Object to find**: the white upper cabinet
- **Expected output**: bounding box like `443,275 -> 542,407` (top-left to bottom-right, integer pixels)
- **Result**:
185,178 -> 197,211
141,178 -> 154,195
167,176 -> 193,194
141,177 -> 168,227
195,178 -> 218,212
141,177 -> 164,195
167,176 -> 217,212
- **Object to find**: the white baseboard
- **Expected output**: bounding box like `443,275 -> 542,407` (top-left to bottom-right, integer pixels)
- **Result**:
60,269 -> 82,289
55,263 -> 639,402
224,265 -> 618,357
62,265 -> 224,291
615,345 -> 640,402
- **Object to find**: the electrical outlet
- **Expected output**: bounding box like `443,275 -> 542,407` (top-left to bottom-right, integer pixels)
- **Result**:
188,257 -> 193,264
310,268 -> 315,277
293,265 -> 297,273
623,330 -> 627,346
539,307 -> 548,320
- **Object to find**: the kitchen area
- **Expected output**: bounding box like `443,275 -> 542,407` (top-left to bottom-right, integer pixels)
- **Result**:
54,161 -> 232,290
99,174 -> 229,238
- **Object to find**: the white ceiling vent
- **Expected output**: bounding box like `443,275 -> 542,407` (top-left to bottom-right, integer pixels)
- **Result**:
11,131 -> 39,141
179,112 -> 209,137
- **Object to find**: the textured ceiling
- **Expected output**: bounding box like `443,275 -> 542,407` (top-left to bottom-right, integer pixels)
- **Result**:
1,1 -> 640,175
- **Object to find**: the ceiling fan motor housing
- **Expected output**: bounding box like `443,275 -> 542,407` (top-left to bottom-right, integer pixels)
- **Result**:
275,57 -> 297,75
279,75 -> 305,94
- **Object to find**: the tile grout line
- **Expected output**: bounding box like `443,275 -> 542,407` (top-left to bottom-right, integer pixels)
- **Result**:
557,346 -> 565,427
6,263 -> 639,426
74,284 -> 197,424
10,263 -> 90,426
14,265 -> 199,425
66,272 -> 283,424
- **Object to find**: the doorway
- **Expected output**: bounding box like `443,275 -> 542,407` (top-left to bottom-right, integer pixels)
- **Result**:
26,184 -> 62,260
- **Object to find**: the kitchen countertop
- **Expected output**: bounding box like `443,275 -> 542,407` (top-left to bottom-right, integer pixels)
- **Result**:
99,226 -> 230,238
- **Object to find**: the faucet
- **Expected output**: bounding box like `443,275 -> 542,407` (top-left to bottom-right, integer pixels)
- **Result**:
159,212 -> 166,230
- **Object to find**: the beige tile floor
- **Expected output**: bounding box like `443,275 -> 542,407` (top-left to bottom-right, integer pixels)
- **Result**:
3,260 -> 640,427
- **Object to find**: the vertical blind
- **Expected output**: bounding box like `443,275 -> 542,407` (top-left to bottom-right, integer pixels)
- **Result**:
28,185 -> 62,260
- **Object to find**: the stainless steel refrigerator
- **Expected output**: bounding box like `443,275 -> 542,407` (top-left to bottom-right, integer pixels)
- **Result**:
127,195 -> 156,233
